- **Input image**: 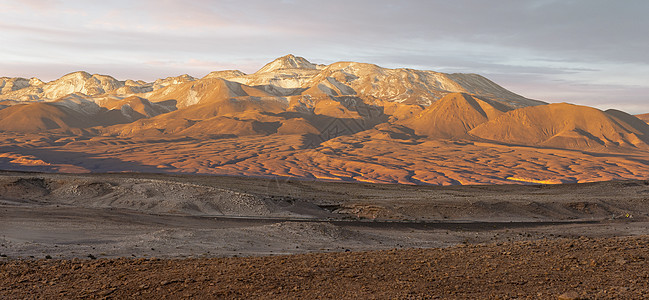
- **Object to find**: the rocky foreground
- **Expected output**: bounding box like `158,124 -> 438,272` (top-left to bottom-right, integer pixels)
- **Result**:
2,236 -> 648,299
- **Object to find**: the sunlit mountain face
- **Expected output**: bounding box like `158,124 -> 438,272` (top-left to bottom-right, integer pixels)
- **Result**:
1,55 -> 649,185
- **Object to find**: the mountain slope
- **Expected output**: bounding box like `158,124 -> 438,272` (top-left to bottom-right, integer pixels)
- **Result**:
1,55 -> 544,111
103,94 -> 289,137
636,113 -> 649,124
5,55 -> 645,153
224,55 -> 322,90
0,93 -> 174,133
403,93 -> 508,138
0,77 -> 33,94
0,72 -> 154,101
0,102 -> 95,133
209,55 -> 544,109
97,96 -> 175,119
470,103 -> 649,150
1,56 -> 649,186
256,54 -> 324,73
144,78 -> 272,108
203,70 -> 246,80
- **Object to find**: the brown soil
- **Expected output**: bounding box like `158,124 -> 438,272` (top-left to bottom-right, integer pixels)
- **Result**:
2,236 -> 649,299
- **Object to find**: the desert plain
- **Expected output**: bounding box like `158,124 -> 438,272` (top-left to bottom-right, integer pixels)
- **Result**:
2,171 -> 649,298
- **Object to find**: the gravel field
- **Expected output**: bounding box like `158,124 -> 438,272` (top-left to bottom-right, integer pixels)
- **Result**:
2,171 -> 649,298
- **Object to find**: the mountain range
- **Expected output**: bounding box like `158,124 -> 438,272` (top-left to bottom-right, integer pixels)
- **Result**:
1,55 -> 648,185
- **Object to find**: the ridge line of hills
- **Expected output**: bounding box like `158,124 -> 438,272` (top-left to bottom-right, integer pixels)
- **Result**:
1,55 -> 648,185
1,55 -> 647,152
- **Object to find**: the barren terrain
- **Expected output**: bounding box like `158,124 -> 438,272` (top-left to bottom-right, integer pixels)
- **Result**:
3,232 -> 649,299
2,131 -> 649,186
2,171 -> 649,259
2,171 -> 649,298
2,55 -> 649,186
2,55 -> 649,298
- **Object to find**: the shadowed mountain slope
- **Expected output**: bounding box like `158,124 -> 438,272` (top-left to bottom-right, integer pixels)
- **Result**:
636,113 -> 649,124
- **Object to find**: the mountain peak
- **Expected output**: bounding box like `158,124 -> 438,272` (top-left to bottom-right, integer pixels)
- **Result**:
256,54 -> 318,73
60,71 -> 92,80
203,70 -> 246,80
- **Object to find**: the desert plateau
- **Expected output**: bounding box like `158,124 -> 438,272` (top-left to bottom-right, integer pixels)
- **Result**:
2,55 -> 649,185
2,51 -> 649,298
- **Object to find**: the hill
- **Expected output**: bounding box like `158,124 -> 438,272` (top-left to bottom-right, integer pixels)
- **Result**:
0,101 -> 95,133
403,93 -> 508,138
636,113 -> 649,124
470,103 -> 649,150
0,55 -> 647,185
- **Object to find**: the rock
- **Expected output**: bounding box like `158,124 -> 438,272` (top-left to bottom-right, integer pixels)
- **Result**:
557,290 -> 580,299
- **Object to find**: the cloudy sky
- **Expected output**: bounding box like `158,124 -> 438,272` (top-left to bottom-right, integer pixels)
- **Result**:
1,0 -> 648,113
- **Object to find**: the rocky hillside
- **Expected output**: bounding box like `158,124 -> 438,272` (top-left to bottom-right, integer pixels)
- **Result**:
1,55 -> 648,185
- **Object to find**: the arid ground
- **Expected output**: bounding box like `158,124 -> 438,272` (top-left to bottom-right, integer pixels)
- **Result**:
3,236 -> 649,299
2,171 -> 649,298
3,56 -> 649,187
3,130 -> 649,186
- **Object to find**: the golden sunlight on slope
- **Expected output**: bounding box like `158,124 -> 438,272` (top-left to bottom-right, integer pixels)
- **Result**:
276,118 -> 321,135
145,78 -> 271,108
0,103 -> 92,133
0,152 -> 50,166
311,98 -> 363,119
403,93 -> 508,138
0,95 -> 176,133
256,54 -> 321,73
470,103 -> 649,151
177,116 -> 279,136
381,102 -> 424,121
103,95 -> 288,137
0,55 -> 647,186
301,61 -> 544,107
2,132 -> 649,186
97,96 -> 174,118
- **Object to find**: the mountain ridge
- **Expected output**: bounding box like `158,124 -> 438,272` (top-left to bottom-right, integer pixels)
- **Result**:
636,113 -> 649,124
470,103 -> 649,150
0,55 -> 543,108
0,55 -> 648,186
1,55 -> 646,153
